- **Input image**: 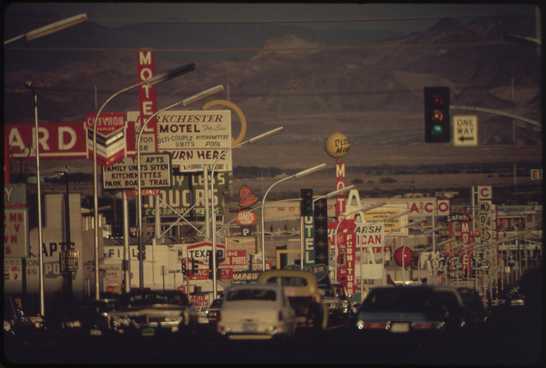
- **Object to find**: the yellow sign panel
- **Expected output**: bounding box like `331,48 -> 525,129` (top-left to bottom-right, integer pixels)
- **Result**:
363,205 -> 408,236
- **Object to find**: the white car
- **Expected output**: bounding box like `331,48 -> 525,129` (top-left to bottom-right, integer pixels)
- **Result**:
217,284 -> 297,340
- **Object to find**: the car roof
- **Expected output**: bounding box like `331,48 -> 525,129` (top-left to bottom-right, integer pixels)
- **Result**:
225,283 -> 282,292
256,270 -> 318,287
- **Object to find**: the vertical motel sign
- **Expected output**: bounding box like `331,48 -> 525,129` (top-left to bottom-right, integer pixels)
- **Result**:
301,189 -> 315,266
137,49 -> 158,153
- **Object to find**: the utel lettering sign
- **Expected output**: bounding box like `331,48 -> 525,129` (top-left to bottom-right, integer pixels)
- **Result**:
156,110 -> 232,172
102,153 -> 172,190
6,122 -> 86,159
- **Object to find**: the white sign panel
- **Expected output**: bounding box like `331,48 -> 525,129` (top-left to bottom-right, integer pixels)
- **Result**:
477,185 -> 492,201
157,110 -> 232,172
102,153 -> 172,190
453,115 -> 478,147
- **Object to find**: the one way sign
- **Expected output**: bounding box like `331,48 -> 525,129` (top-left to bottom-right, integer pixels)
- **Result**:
453,115 -> 478,147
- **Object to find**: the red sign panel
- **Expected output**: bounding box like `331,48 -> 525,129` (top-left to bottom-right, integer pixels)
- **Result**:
6,122 -> 87,159
335,159 -> 346,218
137,49 -> 158,151
236,210 -> 257,226
224,250 -> 247,266
84,112 -> 127,166
334,219 -> 356,296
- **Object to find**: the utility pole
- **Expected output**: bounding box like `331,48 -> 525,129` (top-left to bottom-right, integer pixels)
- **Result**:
62,167 -> 73,301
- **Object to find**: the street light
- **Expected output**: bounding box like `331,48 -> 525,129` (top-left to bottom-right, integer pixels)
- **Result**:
11,14 -> 88,320
208,126 -> 284,299
135,84 -> 224,289
312,185 -> 355,203
92,63 -> 195,299
4,13 -> 88,45
24,81 -> 45,317
260,163 -> 327,271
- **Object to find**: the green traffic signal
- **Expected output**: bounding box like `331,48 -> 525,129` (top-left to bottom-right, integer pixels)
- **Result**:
432,124 -> 443,135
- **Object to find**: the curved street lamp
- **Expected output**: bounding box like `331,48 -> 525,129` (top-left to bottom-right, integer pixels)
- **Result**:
8,13 -> 88,319
4,13 -> 87,45
208,126 -> 284,299
260,163 -> 327,271
135,85 -> 225,289
24,81 -> 46,317
91,63 -> 195,300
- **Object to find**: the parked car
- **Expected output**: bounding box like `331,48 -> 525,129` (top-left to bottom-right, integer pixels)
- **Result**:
431,287 -> 467,330
46,297 -> 120,337
3,296 -> 45,338
216,284 -> 297,340
109,289 -> 197,336
206,298 -> 223,326
257,270 -> 328,330
456,287 -> 489,326
353,285 -> 450,335
319,283 -> 351,320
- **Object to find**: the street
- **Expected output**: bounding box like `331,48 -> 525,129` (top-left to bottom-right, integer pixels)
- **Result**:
4,306 -> 542,366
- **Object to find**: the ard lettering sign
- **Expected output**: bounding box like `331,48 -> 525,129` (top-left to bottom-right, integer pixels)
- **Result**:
6,122 -> 86,159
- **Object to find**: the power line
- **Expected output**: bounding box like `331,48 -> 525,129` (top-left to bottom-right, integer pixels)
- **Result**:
7,14 -> 529,25
4,40 -> 514,53
3,85 -> 500,97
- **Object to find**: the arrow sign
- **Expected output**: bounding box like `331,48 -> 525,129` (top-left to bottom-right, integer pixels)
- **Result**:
453,115 -> 478,147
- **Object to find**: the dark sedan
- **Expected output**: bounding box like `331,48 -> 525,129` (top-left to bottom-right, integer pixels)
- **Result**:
352,286 -> 452,335
456,287 -> 489,326
109,289 -> 197,336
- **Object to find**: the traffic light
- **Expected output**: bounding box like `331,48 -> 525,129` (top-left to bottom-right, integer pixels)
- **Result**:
191,257 -> 197,274
313,198 -> 328,265
300,189 -> 313,216
424,86 -> 450,143
181,259 -> 187,275
208,251 -> 219,280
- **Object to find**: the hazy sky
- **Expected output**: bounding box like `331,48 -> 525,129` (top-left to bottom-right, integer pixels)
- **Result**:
4,2 -> 537,30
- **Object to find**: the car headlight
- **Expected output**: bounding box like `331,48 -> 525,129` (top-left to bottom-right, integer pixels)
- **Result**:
356,319 -> 365,330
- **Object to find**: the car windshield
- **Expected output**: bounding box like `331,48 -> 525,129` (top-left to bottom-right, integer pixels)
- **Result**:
127,292 -> 189,306
360,287 -> 437,313
226,289 -> 277,301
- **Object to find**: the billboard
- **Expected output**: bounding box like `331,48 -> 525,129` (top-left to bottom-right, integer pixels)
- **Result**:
102,153 -> 172,190
142,171 -> 231,222
6,122 -> 87,159
84,112 -> 127,166
156,110 -> 232,172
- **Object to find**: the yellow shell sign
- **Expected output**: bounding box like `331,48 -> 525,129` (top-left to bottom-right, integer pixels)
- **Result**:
325,132 -> 350,158
202,99 -> 248,146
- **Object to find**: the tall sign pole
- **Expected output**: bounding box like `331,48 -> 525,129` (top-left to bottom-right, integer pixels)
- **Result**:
325,132 -> 351,284
136,49 -> 158,288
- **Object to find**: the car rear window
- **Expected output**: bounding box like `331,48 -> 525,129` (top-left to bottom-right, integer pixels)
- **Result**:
360,287 -> 437,312
226,289 -> 277,301
265,276 -> 308,287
